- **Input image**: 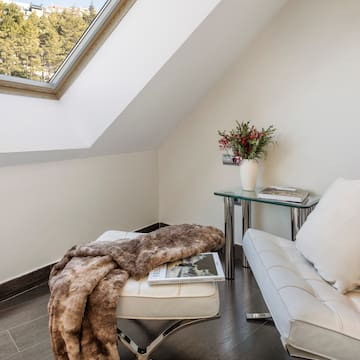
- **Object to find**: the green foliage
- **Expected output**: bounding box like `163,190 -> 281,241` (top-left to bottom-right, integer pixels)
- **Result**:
38,14 -> 62,80
0,3 -> 24,77
0,1 -> 97,81
218,121 -> 276,160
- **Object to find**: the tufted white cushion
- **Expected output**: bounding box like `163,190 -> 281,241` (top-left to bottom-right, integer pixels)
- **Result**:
244,229 -> 360,360
296,178 -> 360,293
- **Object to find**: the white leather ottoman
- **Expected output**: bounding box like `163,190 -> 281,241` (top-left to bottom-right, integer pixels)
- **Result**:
243,228 -> 360,360
117,278 -> 219,320
96,231 -> 220,360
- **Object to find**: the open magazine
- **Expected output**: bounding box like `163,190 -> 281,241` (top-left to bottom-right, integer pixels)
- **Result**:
148,252 -> 225,285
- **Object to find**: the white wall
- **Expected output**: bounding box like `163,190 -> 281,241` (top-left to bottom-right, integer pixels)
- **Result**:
0,0 -> 220,153
158,0 -> 360,240
0,151 -> 158,283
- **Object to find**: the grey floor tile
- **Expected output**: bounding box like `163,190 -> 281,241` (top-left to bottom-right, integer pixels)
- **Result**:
9,315 -> 50,351
0,286 -> 49,332
6,339 -> 53,360
0,331 -> 18,359
0,283 -> 49,312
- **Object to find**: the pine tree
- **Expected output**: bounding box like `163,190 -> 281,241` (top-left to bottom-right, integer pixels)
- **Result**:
0,1 -> 98,81
39,14 -> 62,80
17,13 -> 41,79
0,3 -> 24,77
53,9 -> 88,59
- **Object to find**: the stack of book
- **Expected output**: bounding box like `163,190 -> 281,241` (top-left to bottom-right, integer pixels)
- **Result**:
147,252 -> 225,285
257,186 -> 309,203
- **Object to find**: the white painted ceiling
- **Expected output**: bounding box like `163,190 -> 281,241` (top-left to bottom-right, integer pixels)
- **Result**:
0,0 -> 287,166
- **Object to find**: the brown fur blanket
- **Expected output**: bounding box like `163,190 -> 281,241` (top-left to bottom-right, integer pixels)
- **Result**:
48,224 -> 224,360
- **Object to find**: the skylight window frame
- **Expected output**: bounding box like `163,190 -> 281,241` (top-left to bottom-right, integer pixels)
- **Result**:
0,0 -> 135,99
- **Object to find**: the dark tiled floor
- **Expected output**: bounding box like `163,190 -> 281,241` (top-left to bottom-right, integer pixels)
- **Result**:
0,283 -> 51,360
0,262 -> 291,360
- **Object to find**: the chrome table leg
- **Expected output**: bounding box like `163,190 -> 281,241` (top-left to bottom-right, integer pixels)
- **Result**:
224,197 -> 235,280
290,205 -> 316,241
241,199 -> 251,267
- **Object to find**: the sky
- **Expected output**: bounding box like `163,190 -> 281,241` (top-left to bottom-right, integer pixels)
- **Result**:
36,0 -> 107,10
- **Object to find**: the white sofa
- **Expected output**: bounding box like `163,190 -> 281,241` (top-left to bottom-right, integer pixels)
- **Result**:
243,228 -> 360,360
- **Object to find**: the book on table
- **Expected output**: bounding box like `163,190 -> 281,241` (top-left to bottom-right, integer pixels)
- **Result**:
257,186 -> 309,203
147,252 -> 225,285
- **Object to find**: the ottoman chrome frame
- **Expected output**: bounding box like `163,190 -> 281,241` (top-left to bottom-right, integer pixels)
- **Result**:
117,313 -> 220,360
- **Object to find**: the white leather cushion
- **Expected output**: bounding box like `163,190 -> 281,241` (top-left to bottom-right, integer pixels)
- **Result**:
95,230 -> 220,320
116,278 -> 219,319
296,178 -> 360,293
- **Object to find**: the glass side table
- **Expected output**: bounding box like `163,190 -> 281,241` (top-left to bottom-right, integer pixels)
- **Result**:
214,187 -> 320,280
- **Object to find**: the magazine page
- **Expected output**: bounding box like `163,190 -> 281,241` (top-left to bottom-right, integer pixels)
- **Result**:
148,252 -> 225,285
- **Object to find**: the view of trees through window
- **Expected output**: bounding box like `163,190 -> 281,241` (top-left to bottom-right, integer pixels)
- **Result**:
0,0 -> 105,82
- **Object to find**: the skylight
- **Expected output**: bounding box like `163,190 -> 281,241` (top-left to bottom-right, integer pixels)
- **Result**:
0,0 -> 134,98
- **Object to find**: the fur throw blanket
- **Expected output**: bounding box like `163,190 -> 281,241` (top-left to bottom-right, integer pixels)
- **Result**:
48,224 -> 224,360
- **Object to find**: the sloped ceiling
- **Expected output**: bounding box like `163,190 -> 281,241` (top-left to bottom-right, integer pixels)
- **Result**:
0,0 -> 287,166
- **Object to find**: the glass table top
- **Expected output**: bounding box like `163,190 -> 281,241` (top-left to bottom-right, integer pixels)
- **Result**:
214,187 -> 320,209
